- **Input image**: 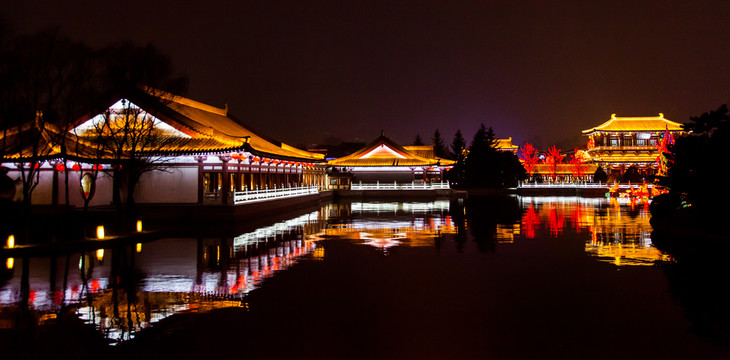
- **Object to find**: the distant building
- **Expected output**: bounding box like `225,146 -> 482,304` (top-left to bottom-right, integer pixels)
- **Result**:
495,137 -> 519,153
582,113 -> 686,179
326,132 -> 455,188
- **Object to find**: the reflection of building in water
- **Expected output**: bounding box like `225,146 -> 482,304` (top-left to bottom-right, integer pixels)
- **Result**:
318,200 -> 459,253
518,196 -> 670,266
0,210 -> 325,344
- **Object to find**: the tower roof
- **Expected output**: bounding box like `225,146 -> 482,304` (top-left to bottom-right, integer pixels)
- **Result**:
582,113 -> 684,134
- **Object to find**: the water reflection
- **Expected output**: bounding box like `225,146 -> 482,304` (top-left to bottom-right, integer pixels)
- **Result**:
0,196 -> 675,354
518,196 -> 670,266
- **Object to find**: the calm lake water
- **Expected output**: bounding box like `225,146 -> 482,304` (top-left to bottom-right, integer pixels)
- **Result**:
2,196 -> 729,358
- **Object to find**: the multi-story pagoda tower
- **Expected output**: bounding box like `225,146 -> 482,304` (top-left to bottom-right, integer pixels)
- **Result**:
582,113 -> 686,179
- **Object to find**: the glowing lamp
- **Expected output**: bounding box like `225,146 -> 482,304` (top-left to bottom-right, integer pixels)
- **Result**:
253,156 -> 260,163
55,163 -> 66,171
136,220 -> 143,232
96,249 -> 104,261
136,243 -> 142,253
72,164 -> 81,171
6,235 -> 14,249
96,226 -> 105,240
6,257 -> 13,270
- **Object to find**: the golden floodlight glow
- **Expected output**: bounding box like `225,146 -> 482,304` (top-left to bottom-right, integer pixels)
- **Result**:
6,235 -> 14,248
96,249 -> 104,261
136,220 -> 143,232
96,226 -> 105,239
6,257 -> 13,269
136,243 -> 142,253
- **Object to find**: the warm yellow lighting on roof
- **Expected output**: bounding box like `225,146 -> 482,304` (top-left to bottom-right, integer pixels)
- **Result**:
583,113 -> 684,133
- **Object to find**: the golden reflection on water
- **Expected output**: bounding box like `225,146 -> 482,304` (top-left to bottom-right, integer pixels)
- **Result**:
519,196 -> 670,266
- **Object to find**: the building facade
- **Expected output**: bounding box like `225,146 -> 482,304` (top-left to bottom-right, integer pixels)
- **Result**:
326,133 -> 455,188
582,113 -> 685,180
0,87 -> 327,207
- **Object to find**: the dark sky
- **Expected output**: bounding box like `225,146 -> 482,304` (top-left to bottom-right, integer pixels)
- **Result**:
5,1 -> 730,149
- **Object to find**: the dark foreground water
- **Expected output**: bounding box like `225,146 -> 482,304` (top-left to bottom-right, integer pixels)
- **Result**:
2,196 -> 729,359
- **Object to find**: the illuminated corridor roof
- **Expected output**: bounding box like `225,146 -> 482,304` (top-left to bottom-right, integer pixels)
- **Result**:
70,86 -> 324,160
327,133 -> 455,167
582,113 -> 684,134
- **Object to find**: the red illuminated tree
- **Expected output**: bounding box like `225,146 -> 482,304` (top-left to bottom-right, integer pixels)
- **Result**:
519,142 -> 540,180
568,148 -> 587,181
543,145 -> 565,181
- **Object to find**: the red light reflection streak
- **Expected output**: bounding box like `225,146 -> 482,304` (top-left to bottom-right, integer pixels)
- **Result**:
548,205 -> 564,237
521,204 -> 540,239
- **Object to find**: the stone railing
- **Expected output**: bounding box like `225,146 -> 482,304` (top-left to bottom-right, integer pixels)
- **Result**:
350,181 -> 450,190
233,186 -> 319,205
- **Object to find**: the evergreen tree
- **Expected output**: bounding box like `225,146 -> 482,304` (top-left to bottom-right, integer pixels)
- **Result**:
450,129 -> 466,160
432,128 -> 447,158
412,134 -> 424,145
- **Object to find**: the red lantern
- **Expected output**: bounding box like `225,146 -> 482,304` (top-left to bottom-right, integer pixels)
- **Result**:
273,159 -> 280,165
263,158 -> 271,164
71,164 -> 81,171
253,156 -> 260,163
55,163 -> 66,172
231,153 -> 241,160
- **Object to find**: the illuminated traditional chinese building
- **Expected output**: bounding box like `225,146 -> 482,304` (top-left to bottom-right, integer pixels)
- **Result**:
0,86 -> 327,206
582,113 -> 685,179
326,132 -> 456,187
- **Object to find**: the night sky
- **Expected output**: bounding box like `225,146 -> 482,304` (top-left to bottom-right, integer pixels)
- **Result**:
5,1 -> 730,149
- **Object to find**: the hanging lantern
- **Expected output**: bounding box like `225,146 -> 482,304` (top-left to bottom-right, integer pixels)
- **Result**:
71,164 -> 81,171
55,163 -> 66,172
231,153 -> 241,160
253,156 -> 260,163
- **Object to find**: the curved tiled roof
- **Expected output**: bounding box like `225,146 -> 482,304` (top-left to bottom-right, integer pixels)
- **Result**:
71,86 -> 324,161
583,113 -> 684,134
327,134 -> 455,167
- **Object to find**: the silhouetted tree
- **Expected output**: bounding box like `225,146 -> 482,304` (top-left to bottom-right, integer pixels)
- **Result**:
412,133 -> 424,145
660,104 -> 729,213
449,129 -> 466,160
0,28 -> 97,208
593,166 -> 608,183
431,128 -> 447,158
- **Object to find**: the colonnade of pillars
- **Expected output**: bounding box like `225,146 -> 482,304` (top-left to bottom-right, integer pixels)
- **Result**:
196,155 -> 327,204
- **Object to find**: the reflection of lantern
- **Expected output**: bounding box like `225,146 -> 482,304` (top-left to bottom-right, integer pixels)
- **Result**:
96,249 -> 104,261
136,243 -> 142,253
80,173 -> 96,201
5,258 -> 13,270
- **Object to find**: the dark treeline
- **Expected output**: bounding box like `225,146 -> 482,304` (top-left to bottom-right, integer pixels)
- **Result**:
419,125 -> 527,188
651,104 -> 729,250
